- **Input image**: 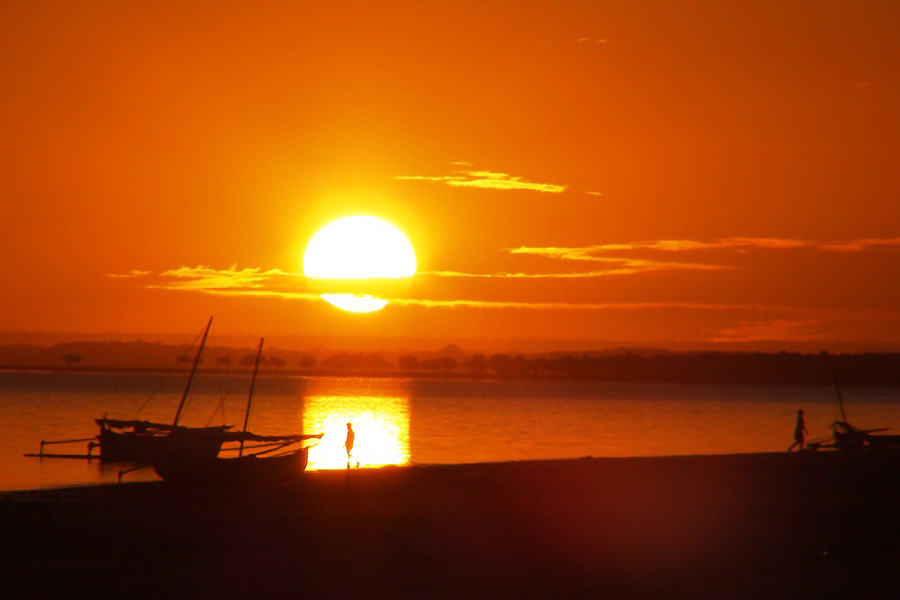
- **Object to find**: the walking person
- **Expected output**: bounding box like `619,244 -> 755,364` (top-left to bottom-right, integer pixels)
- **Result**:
788,409 -> 808,452
344,422 -> 356,467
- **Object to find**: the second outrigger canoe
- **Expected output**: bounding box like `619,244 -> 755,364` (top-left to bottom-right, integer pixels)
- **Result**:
152,337 -> 323,487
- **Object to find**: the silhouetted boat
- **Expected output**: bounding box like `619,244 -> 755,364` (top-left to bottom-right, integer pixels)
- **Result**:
90,317 -> 240,463
812,421 -> 900,452
152,338 -> 323,487
30,317 -> 241,463
151,438 -> 316,487
807,375 -> 900,452
93,418 -> 235,463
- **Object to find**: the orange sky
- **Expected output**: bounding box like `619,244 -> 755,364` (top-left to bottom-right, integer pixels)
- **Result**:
2,1 -> 900,350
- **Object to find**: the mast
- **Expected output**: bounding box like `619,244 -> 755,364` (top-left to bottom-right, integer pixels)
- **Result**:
834,370 -> 848,423
173,317 -> 213,427
240,338 -> 264,458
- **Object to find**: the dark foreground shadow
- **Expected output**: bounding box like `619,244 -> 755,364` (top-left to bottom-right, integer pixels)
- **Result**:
3,452 -> 900,600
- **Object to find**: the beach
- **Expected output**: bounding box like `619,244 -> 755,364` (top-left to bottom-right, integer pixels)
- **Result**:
3,452 -> 900,599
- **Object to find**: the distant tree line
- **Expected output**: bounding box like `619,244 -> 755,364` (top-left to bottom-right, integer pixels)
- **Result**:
62,347 -> 900,385
5,341 -> 900,386
316,350 -> 900,386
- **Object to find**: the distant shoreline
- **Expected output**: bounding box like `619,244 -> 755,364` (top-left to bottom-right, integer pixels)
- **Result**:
3,362 -> 900,387
5,340 -> 900,386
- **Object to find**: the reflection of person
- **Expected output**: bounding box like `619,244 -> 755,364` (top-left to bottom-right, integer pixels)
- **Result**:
788,409 -> 808,452
344,422 -> 355,462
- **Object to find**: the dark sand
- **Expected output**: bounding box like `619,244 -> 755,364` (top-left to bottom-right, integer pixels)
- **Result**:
3,452 -> 900,599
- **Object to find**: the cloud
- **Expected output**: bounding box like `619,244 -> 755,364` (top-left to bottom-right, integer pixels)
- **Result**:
517,239 -> 807,255
577,37 -> 608,45
422,255 -> 728,279
502,248 -> 728,275
121,265 -> 406,304
150,265 -> 294,292
490,236 -> 900,281
391,298 -> 788,311
108,265 -> 318,300
116,263 -> 886,349
708,318 -> 831,343
115,264 -> 745,311
110,266 -> 300,294
525,237 -> 900,255
459,236 -> 900,282
704,307 -> 900,344
819,237 -> 900,252
106,269 -> 150,278
113,232 -> 900,320
178,288 -> 322,301
114,264 -> 757,310
396,169 -> 567,194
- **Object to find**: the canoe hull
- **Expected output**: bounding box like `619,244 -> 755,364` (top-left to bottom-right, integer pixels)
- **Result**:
97,428 -> 227,464
153,447 -> 310,487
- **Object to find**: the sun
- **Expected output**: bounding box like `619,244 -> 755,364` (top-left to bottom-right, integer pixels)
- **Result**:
303,216 -> 416,312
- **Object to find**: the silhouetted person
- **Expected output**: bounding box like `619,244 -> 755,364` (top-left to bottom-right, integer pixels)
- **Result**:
344,422 -> 355,466
788,409 -> 808,451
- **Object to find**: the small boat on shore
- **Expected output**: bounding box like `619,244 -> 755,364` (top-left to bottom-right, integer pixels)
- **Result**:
806,376 -> 900,452
152,338 -> 323,487
151,442 -> 314,487
808,420 -> 900,452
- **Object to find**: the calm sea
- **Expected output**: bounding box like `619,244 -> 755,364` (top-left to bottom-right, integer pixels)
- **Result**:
2,371 -> 899,491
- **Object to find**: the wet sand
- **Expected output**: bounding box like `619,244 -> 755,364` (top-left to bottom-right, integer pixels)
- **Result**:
3,452 -> 900,599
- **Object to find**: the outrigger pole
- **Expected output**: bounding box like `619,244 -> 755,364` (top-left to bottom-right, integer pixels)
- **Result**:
173,316 -> 213,427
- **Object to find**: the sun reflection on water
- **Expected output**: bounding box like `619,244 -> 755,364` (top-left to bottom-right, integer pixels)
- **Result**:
303,393 -> 409,469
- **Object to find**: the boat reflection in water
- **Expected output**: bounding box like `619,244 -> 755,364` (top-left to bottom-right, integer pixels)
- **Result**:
303,392 -> 410,470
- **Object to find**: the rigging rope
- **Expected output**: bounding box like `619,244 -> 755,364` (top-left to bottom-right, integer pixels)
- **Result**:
130,324 -> 206,422
205,363 -> 252,427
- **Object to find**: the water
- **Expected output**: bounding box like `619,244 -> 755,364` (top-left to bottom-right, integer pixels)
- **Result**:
2,371 -> 899,491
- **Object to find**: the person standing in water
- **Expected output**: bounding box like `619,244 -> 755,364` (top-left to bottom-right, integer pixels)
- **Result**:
344,422 -> 355,466
788,409 -> 808,451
